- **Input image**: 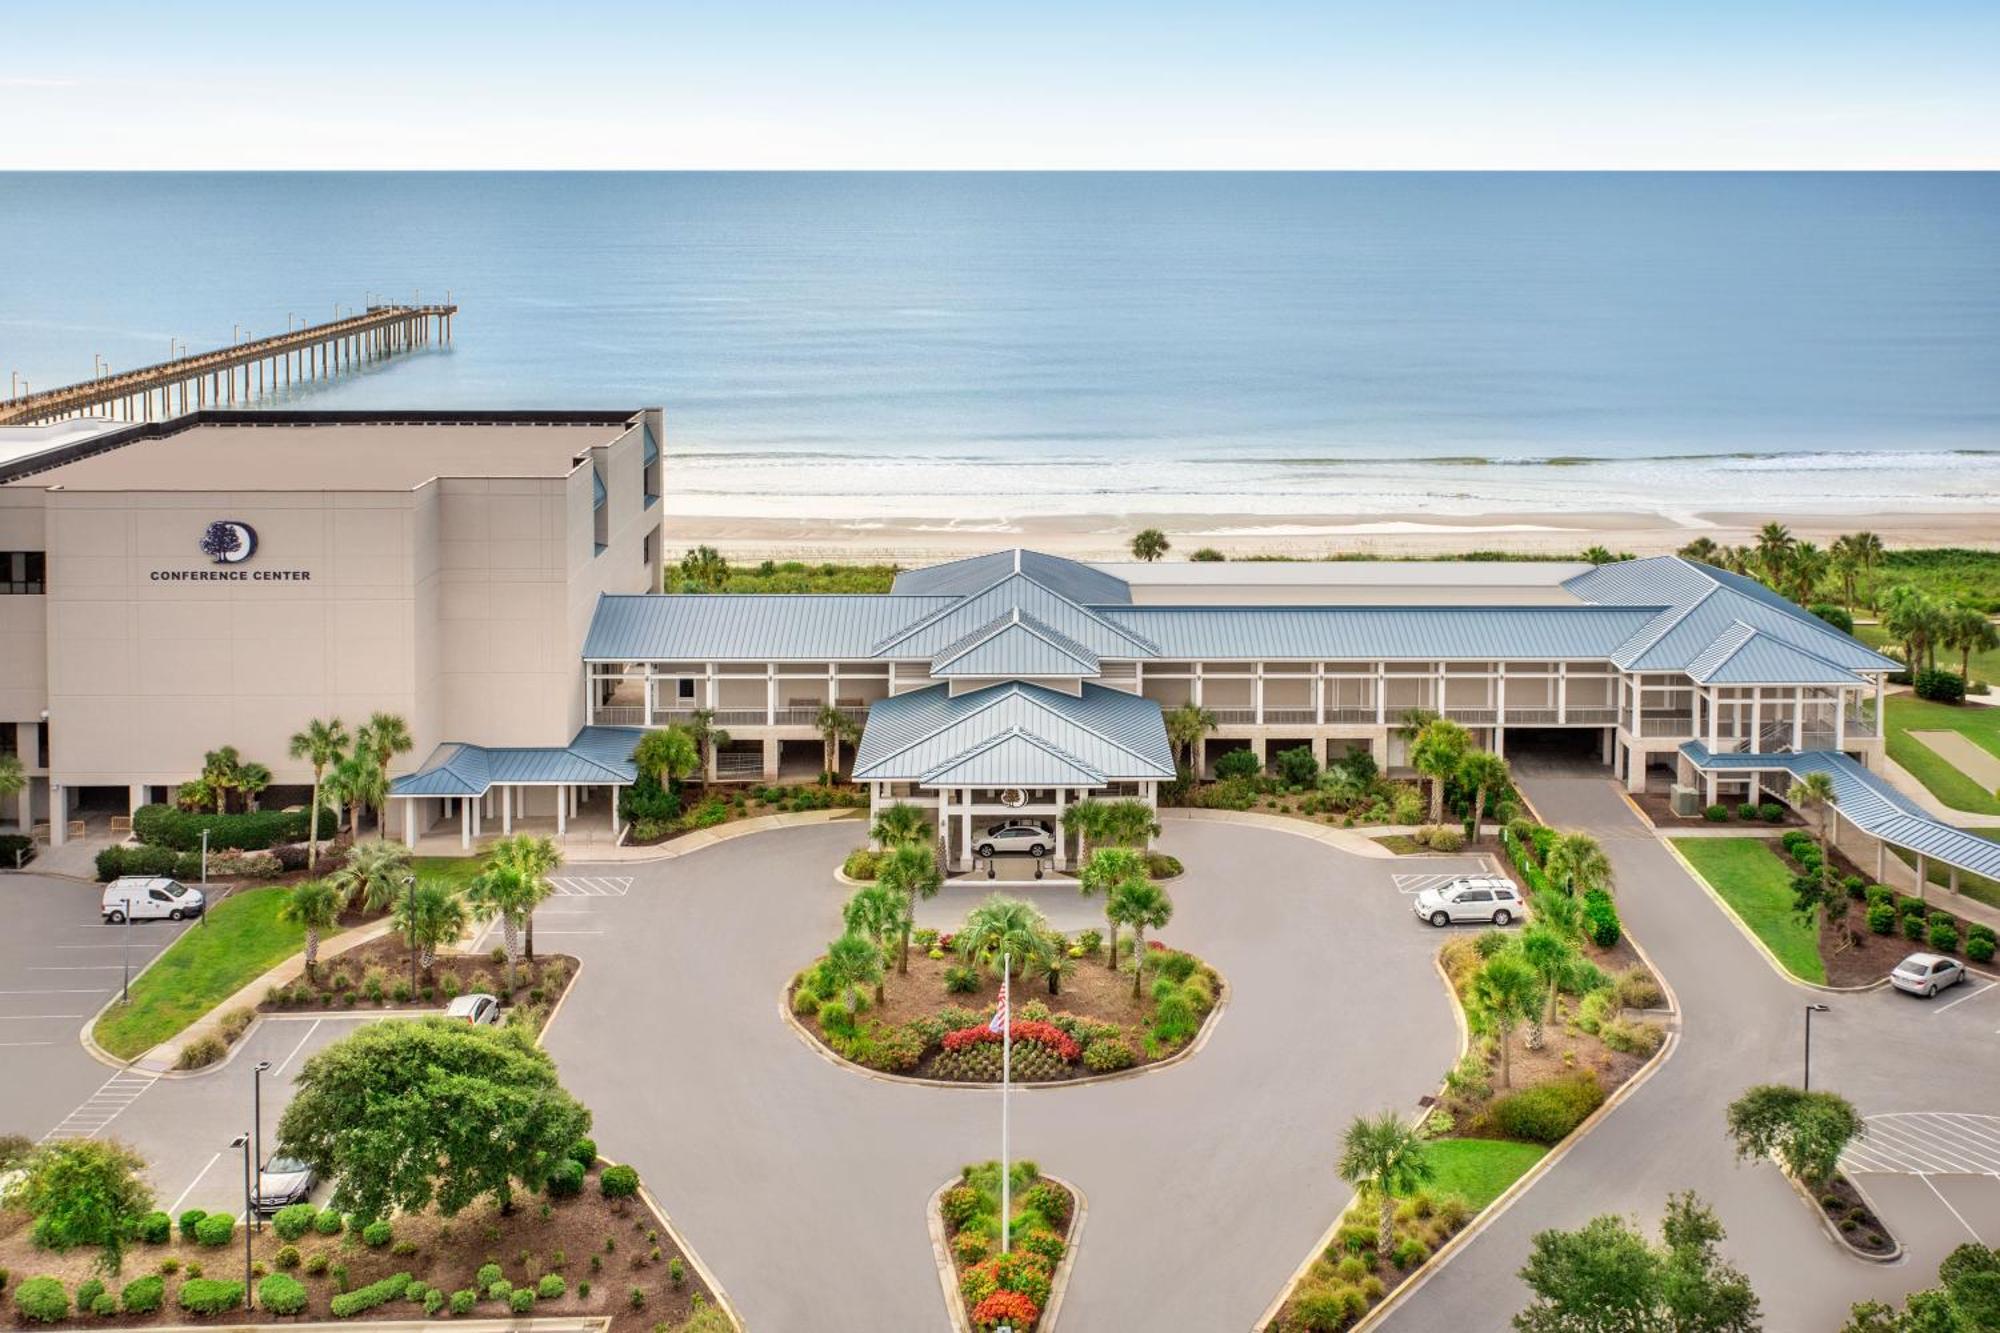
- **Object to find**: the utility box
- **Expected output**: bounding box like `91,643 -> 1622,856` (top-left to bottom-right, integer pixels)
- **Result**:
1670,784 -> 1701,817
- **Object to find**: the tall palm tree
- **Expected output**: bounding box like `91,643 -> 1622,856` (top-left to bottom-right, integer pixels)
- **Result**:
1677,537 -> 1721,565
630,726 -> 699,790
1409,718 -> 1472,824
1099,798 -> 1162,849
1163,702 -> 1217,773
1786,772 -> 1838,877
814,704 -> 861,781
1943,603 -> 1998,683
1079,846 -> 1148,971
279,879 -> 343,983
464,863 -> 538,992
955,895 -> 1048,979
1107,878 -> 1173,996
326,754 -> 387,841
1471,953 -> 1541,1088
1457,749 -> 1510,843
820,932 -> 882,1011
357,713 -> 413,830
677,545 -> 731,592
1061,797 -> 1111,868
1850,531 -> 1884,612
1519,924 -> 1576,1049
327,839 -> 412,915
870,801 -> 929,850
878,841 -> 942,973
288,717 -> 349,871
683,708 -> 730,786
1129,528 -> 1170,562
236,761 -> 272,812
841,883 -> 908,1005
1337,1111 -> 1435,1258
1754,522 -> 1795,587
392,879 -> 469,983
1544,831 -> 1614,899
1786,541 -> 1830,606
200,746 -> 243,813
1828,535 -> 1862,609
1883,585 -> 1943,670
487,834 -> 562,959
1527,887 -> 1586,943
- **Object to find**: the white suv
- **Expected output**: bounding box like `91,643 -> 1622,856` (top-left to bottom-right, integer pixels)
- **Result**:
975,823 -> 1052,858
1413,876 -> 1524,928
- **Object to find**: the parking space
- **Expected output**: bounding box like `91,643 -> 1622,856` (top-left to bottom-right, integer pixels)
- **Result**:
1844,1114 -> 2000,1252
0,874 -> 189,1138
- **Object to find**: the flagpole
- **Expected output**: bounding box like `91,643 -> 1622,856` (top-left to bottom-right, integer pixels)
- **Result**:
1000,953 -> 1010,1256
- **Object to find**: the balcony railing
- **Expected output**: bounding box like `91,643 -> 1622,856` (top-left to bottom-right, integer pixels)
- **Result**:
715,751 -> 765,779
1325,706 -> 1379,724
1565,706 -> 1622,725
1262,707 -> 1317,725
1638,715 -> 1694,737
594,705 -> 646,727
1444,707 -> 1497,724
1208,708 -> 1257,725
1503,707 -> 1560,725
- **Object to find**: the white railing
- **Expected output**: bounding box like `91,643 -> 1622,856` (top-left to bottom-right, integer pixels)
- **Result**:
1565,706 -> 1622,725
1325,707 -> 1379,723
1638,715 -> 1694,737
1445,707 -> 1497,724
1263,707 -> 1316,725
594,705 -> 645,727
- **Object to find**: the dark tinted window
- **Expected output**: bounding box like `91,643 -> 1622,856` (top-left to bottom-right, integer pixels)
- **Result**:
1,551 -> 44,594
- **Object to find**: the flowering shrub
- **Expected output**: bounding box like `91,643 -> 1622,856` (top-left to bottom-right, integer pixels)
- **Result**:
970,1290 -> 1041,1329
941,1020 -> 1081,1063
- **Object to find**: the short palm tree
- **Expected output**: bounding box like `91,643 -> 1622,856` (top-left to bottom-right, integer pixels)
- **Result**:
1544,831 -> 1614,898
1528,888 -> 1586,943
236,761 -> 272,812
1409,719 -> 1472,824
683,708 -> 730,786
1100,798 -> 1161,849
955,895 -> 1048,979
815,704 -> 861,781
487,834 -> 562,959
1129,528 -> 1169,562
821,932 -> 882,1011
870,801 -> 929,849
841,883 -> 907,1005
279,879 -> 343,983
1395,708 -> 1439,743
630,726 -> 700,790
1581,545 -> 1615,565
1079,846 -> 1148,970
678,545 -> 731,592
328,839 -> 411,915
1472,954 -> 1542,1088
1337,1111 -> 1435,1258
200,746 -> 243,813
287,717 -> 349,870
1786,772 -> 1838,877
1944,603 -> 1999,683
1677,537 -> 1721,565
1023,929 -> 1074,996
1107,878 -> 1173,997
393,879 -> 469,983
326,753 -> 385,841
1519,924 -> 1576,1049
877,841 -> 942,973
358,713 -> 413,829
464,863 -> 537,992
1163,702 -> 1217,773
1061,798 -> 1111,865
1457,749 -> 1510,843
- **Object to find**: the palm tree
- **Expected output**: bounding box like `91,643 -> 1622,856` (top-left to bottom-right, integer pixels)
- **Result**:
200,745 -> 243,813
820,932 -> 882,1011
1716,544 -> 1754,577
1829,535 -> 1862,609
1528,887 -> 1586,943
1061,797 -> 1111,868
1754,522 -> 1795,587
325,754 -> 387,841
1337,1111 -> 1435,1258
392,879 -> 469,983
1471,953 -> 1541,1088
1457,749 -> 1510,843
1023,929 -> 1074,996
1581,545 -> 1615,566
279,880 -> 343,983
878,841 -> 943,973
1519,924 -> 1576,1049
1409,718 -> 1472,825
1129,528 -> 1170,562
1786,541 -> 1830,605
678,545 -> 731,592
1079,846 -> 1148,971
1544,831 -> 1614,898
1099,798 -> 1161,849
955,895 -> 1048,979
174,779 -> 216,813
1163,702 -> 1217,773
1850,531 -> 1884,612
236,761 -> 272,812
841,883 -> 907,1005
327,839 -> 412,915
1883,585 -> 1943,670
683,708 -> 730,786
1395,707 -> 1439,744
1107,878 -> 1173,996
358,713 -> 413,830
814,704 -> 861,781
1677,537 -> 1721,565
870,801 -> 929,850
1787,771 -> 1838,875
1943,603 -> 1998,683
487,834 -> 562,959
630,726 -> 700,790
288,717 -> 349,871
464,863 -> 537,992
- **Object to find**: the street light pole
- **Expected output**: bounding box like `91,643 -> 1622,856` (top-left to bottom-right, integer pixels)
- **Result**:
200,829 -> 210,927
1804,1003 -> 1830,1090
406,872 -> 419,997
121,907 -> 132,1004
251,1060 -> 271,1232
230,1133 -> 254,1307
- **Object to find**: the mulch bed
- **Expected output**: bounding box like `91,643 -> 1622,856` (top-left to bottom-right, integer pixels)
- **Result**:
0,1162 -> 718,1332
1785,841 -> 1990,987
938,1168 -> 1077,1332
256,937 -> 578,1019
1632,792 -> 1803,830
623,783 -> 866,847
1816,1173 -> 1897,1256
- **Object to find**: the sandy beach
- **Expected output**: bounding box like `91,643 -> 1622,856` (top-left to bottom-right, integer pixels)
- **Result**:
659,507 -> 2000,565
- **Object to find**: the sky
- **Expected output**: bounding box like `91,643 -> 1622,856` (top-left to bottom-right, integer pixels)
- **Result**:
3,1 -> 1997,170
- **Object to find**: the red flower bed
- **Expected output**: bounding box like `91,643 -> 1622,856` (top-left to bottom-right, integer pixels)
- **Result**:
941,1019 -> 1082,1063
970,1290 -> 1040,1329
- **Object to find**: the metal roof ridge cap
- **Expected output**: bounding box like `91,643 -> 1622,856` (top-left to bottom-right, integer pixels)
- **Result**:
859,682 -> 1023,767
1012,681 -> 1167,769
1616,582 -> 1718,666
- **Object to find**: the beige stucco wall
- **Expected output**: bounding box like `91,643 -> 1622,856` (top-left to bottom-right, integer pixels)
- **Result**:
0,492 -> 47,721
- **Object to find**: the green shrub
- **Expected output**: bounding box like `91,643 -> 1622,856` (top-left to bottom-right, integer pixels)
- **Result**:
423,1288 -> 445,1316
89,1291 -> 117,1317
1213,748 -> 1263,781
1582,890 -> 1621,948
567,1136 -> 597,1167
1904,913 -> 1928,942
537,1274 -> 566,1300
136,1210 -> 172,1244
259,1273 -> 308,1316
1274,746 -> 1320,788
1083,1038 -> 1136,1072
449,1289 -> 476,1315
509,1288 -> 535,1314
486,1281 -> 511,1302
1427,827 -> 1466,853
195,1213 -> 236,1247
1866,903 -> 1897,935
328,1272 -> 411,1318
1929,922 -> 1961,953
270,1245 -> 299,1271
179,1208 -> 208,1241
547,1157 -> 586,1199
1759,803 -> 1784,822
75,1279 -> 104,1312
303,1253 -> 330,1276
841,849 -> 881,880
942,964 -> 981,995
600,1164 -> 640,1199
475,1264 -> 502,1289
361,1220 -> 393,1248
1969,935 -> 1996,965
14,1278 -> 67,1324
1491,1073 -> 1606,1144
1289,1284 -> 1368,1330
314,1209 -> 344,1236
1703,804 -> 1729,822
120,1276 -> 166,1315
178,1278 -> 246,1316
272,1204 -> 317,1241
0,833 -> 34,868
1914,667 -> 1967,704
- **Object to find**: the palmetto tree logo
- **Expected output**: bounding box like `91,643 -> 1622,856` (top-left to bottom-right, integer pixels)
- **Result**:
200,519 -> 258,564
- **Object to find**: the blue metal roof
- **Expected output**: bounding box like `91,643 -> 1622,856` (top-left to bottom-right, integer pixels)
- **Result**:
875,572 -> 1157,658
391,727 -> 641,798
1679,743 -> 2000,881
1685,623 -> 1865,685
931,610 -> 1100,678
1096,604 -> 1661,660
891,548 -> 1132,606
853,681 -> 1174,785
584,593 -> 957,661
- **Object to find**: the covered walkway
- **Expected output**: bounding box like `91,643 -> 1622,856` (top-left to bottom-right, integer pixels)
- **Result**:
389,726 -> 643,850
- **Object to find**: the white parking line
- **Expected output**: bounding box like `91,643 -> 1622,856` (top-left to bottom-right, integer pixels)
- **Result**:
40,1071 -> 160,1142
0,988 -> 110,995
168,1153 -> 224,1215
1845,1113 -> 2000,1178
1391,873 -> 1463,896
0,1040 -> 54,1047
269,1019 -> 322,1077
1922,1176 -> 1988,1243
1934,981 -> 1996,1015
548,876 -> 633,897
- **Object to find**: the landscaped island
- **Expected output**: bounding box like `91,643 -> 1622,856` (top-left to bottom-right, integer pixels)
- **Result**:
934,1161 -> 1078,1332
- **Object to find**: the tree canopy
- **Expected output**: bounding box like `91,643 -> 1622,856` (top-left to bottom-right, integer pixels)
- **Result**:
1724,1084 -> 1863,1188
0,1139 -> 153,1272
1514,1192 -> 1759,1333
276,1018 -> 591,1221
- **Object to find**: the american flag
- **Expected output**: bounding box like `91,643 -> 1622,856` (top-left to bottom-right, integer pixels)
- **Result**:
988,968 -> 1009,1034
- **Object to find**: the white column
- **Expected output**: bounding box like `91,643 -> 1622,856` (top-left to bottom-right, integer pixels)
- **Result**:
1750,689 -> 1762,754
1054,787 -> 1067,869
1494,664 -> 1507,755
1792,687 -> 1804,750
459,798 -> 471,850
1252,664 -> 1264,724
48,784 -> 65,846
1876,840 -> 1886,881
556,787 -> 568,836
128,783 -> 148,817
766,667 -> 777,725
959,794 -> 972,873
501,787 -> 513,834
1835,688 -> 1847,751
1314,662 -> 1325,725
610,789 -> 619,835
1375,661 -> 1387,726
1707,687 -> 1720,753
1873,673 -> 1884,738
405,799 -> 419,849
936,786 -> 950,867
1557,662 -> 1568,724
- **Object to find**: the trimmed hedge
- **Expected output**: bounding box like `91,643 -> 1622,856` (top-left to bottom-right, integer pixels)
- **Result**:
1582,889 -> 1621,948
259,1273 -> 308,1316
178,1209 -> 208,1241
1914,668 -> 1967,705
329,1272 -> 411,1318
194,1213 -> 236,1247
546,1157 -> 585,1199
14,1278 -> 68,1324
96,844 -> 201,884
120,1276 -> 166,1315
178,1278 -> 246,1316
599,1164 -> 640,1199
360,1220 -> 393,1248
136,1209 -> 172,1244
132,804 -> 334,853
537,1275 -> 567,1300
271,1203 -> 318,1241
1491,1073 -> 1606,1144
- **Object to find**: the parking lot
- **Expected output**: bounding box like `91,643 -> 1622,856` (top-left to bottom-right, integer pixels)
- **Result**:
1845,1113 -> 2000,1261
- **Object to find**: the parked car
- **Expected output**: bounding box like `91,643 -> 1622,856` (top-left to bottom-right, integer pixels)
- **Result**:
444,992 -> 502,1025
1413,876 -> 1524,928
101,877 -> 205,923
975,822 -> 1052,858
253,1155 -> 316,1213
1890,953 -> 1966,998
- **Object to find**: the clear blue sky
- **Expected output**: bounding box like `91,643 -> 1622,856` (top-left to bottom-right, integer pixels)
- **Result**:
4,0 -> 1996,168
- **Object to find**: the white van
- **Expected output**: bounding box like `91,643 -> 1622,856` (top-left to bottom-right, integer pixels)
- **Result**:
101,877 -> 206,923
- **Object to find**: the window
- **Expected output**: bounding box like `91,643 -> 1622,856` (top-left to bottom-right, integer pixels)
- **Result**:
642,428 -> 662,508
591,466 -> 608,554
677,678 -> 696,701
642,531 -> 655,567
1,551 -> 44,594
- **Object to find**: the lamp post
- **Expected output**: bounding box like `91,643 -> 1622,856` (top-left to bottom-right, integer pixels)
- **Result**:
120,905 -> 132,1005
200,829 -> 211,928
1804,1003 -> 1830,1090
406,872 -> 420,997
229,1133 -> 254,1307
251,1060 -> 271,1232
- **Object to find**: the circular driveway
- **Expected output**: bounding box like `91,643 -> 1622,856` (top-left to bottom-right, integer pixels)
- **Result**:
542,819 -> 1471,1331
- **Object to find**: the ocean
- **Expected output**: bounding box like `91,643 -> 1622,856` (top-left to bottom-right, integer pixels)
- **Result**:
2,171 -> 1997,523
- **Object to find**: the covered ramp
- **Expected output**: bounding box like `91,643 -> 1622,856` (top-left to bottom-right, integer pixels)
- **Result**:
391,726 -> 644,850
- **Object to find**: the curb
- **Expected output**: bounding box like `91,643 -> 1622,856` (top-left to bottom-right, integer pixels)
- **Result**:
928,1172 -> 1086,1332
778,966 -> 1228,1092
1787,1169 -> 1904,1266
607,807 -> 862,863
596,1155 -> 746,1332
1158,806 -> 1406,859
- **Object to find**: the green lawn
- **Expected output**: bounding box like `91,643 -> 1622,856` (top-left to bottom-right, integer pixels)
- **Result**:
1879,694 -> 2000,817
1856,622 -> 2000,690
1672,838 -> 1826,984
1425,1138 -> 1548,1211
93,884 -> 333,1060
414,856 -> 483,890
